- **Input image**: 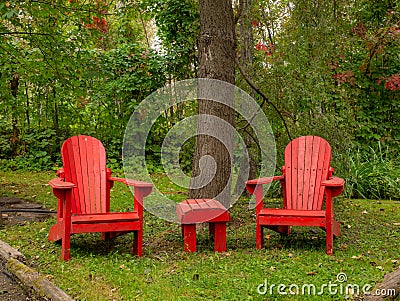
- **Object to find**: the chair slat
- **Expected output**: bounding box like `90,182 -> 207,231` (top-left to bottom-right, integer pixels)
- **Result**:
314,138 -> 331,210
296,136 -> 306,209
308,136 -> 321,209
303,136 -> 314,209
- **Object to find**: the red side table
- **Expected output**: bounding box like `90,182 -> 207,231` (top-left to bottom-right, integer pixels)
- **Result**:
176,199 -> 230,252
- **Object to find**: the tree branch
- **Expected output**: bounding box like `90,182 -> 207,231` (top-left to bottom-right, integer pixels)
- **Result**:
235,55 -> 292,141
29,0 -> 108,15
0,32 -> 54,36
234,0 -> 245,26
242,125 -> 276,166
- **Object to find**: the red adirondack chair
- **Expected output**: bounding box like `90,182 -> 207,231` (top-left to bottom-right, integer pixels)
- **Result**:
246,136 -> 344,255
48,135 -> 152,261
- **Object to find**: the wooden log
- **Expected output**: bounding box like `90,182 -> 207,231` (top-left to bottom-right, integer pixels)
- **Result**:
6,257 -> 74,301
363,267 -> 400,300
0,240 -> 25,262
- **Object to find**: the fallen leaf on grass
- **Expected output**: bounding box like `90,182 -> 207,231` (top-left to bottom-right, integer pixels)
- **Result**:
351,254 -> 363,259
306,271 -> 317,275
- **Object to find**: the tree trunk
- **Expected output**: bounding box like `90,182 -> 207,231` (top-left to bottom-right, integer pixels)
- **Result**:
188,0 -> 236,208
25,82 -> 30,130
10,73 -> 20,156
363,267 -> 400,301
52,87 -> 60,136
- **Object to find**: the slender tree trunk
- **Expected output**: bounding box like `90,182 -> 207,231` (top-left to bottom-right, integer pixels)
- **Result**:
188,0 -> 236,208
25,82 -> 30,130
10,73 -> 20,156
52,87 -> 59,136
239,0 -> 254,69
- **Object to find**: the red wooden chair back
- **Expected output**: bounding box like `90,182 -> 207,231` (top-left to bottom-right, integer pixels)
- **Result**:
61,135 -> 109,215
283,136 -> 332,210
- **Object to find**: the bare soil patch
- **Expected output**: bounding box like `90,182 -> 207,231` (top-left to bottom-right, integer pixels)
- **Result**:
0,197 -> 54,227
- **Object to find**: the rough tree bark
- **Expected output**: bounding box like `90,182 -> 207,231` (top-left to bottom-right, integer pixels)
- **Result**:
188,0 -> 236,208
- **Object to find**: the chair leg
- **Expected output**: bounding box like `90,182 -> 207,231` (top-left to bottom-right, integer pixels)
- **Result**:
102,232 -> 113,240
61,225 -> 71,261
326,221 -> 334,255
256,222 -> 264,250
209,222 -> 215,238
183,224 -> 196,253
213,222 -> 227,252
133,229 -> 143,257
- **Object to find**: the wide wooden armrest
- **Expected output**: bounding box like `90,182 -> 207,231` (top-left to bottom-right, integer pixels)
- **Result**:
49,178 -> 75,189
246,176 -> 285,195
322,177 -> 345,198
246,175 -> 284,186
321,177 -> 345,187
108,177 -> 153,188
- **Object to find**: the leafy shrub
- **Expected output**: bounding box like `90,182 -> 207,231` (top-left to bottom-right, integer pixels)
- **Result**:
0,128 -> 62,171
344,143 -> 400,200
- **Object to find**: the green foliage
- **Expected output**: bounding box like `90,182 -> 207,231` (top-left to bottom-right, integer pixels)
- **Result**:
1,0 -> 400,202
0,129 -> 61,171
0,1 -> 167,171
344,143 -> 400,200
242,0 -> 400,200
144,0 -> 199,79
332,0 -> 400,152
144,101 -> 197,174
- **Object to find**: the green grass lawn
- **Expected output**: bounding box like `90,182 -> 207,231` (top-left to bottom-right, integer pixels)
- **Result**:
0,171 -> 399,300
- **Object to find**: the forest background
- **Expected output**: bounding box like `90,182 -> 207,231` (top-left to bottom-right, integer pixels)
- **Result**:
1,0 -> 400,200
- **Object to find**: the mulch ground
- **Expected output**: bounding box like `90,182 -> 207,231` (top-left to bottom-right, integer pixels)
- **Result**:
0,197 -> 54,227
